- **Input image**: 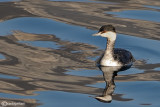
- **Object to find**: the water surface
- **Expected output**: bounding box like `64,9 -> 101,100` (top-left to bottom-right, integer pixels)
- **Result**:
0,74 -> 19,79
0,54 -> 5,60
0,0 -> 20,2
0,16 -> 160,107
18,41 -> 60,49
144,5 -> 160,10
108,10 -> 160,22
0,1 -> 160,107
49,0 -> 116,4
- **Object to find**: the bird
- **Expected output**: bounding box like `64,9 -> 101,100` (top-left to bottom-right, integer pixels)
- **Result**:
92,25 -> 135,66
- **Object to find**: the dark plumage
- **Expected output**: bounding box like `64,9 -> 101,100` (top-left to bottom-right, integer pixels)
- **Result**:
98,25 -> 116,33
113,48 -> 135,66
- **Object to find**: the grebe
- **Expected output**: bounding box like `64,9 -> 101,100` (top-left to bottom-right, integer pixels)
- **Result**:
93,25 -> 134,66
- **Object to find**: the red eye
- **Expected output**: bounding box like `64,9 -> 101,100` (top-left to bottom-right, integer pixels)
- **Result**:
101,31 -> 107,34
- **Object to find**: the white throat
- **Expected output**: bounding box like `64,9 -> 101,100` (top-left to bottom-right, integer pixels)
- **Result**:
102,31 -> 117,41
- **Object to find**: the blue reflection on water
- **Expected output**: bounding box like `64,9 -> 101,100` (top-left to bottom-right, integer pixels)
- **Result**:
66,68 -> 143,77
117,34 -> 160,64
49,0 -> 116,4
18,41 -> 60,49
154,67 -> 160,71
49,0 -> 90,2
0,74 -> 19,79
0,91 -> 112,107
118,68 -> 144,75
66,69 -> 102,77
144,5 -> 160,10
0,54 -> 5,60
107,10 -> 160,22
116,81 -> 160,106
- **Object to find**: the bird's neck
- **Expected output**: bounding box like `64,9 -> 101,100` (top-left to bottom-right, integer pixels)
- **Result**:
104,32 -> 116,57
104,38 -> 115,58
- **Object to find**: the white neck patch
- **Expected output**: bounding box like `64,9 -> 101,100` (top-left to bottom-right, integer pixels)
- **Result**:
101,31 -> 117,41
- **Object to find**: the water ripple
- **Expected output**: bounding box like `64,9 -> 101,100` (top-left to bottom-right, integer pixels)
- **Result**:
107,10 -> 160,22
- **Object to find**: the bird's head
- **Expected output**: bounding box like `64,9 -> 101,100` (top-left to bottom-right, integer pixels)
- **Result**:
93,25 -> 117,41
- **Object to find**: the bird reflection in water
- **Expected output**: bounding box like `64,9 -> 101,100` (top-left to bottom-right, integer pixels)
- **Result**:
95,65 -> 131,103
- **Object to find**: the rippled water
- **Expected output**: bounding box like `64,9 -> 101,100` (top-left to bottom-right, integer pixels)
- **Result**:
49,0 -> 115,4
108,10 -> 160,22
0,74 -> 19,79
0,0 -> 160,107
18,41 -> 60,49
0,0 -> 20,2
0,54 -> 5,60
144,5 -> 160,10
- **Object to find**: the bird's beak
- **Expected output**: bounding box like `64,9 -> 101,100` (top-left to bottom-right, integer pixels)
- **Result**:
92,32 -> 101,36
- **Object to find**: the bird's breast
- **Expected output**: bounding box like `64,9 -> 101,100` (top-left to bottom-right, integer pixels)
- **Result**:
100,58 -> 121,66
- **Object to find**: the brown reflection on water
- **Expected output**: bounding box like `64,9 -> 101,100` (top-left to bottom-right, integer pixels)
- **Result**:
0,2 -> 34,22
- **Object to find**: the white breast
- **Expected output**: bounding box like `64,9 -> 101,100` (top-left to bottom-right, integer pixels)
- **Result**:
100,59 -> 121,66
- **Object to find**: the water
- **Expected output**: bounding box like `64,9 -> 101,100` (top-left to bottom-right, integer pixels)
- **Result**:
0,0 -> 20,2
88,81 -> 160,106
0,0 -> 160,107
18,41 -> 60,49
0,54 -> 5,60
49,0 -> 93,2
65,69 -> 102,77
0,74 -> 19,79
107,10 -> 160,22
144,5 -> 160,10
49,0 -> 116,4
0,17 -> 99,46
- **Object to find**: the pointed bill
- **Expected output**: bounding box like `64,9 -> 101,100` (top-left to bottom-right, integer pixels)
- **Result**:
92,32 -> 101,36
